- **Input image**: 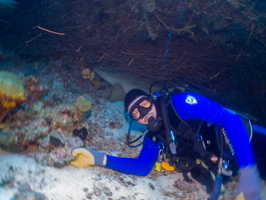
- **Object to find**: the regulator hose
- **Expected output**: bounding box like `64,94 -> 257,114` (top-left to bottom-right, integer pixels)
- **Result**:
208,174 -> 223,200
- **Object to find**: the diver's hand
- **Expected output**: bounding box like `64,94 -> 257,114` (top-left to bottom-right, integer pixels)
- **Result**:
235,165 -> 266,200
70,148 -> 106,168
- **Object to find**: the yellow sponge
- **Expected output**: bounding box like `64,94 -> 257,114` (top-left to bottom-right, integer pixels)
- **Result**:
74,96 -> 91,112
0,71 -> 25,109
161,161 -> 175,171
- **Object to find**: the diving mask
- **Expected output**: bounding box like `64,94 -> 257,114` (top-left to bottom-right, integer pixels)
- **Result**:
129,97 -> 153,120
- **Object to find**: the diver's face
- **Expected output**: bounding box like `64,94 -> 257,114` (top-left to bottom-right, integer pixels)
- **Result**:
137,104 -> 157,125
128,96 -> 157,125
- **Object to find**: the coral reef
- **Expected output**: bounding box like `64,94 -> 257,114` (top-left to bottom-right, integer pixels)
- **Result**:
0,72 -> 127,167
0,85 -> 132,167
23,76 -> 48,103
35,130 -> 83,167
0,101 -> 85,164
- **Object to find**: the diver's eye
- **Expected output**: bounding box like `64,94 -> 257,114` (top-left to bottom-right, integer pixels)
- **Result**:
139,100 -> 151,108
131,108 -> 140,119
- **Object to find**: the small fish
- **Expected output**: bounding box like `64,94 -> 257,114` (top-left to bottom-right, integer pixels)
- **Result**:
49,136 -> 64,147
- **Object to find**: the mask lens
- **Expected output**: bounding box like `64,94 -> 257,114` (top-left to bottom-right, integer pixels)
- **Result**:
139,100 -> 151,108
129,98 -> 153,120
131,108 -> 140,120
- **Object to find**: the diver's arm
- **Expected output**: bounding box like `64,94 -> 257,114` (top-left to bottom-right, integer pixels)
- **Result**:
105,137 -> 160,176
171,92 -> 254,167
71,137 -> 159,176
171,92 -> 265,199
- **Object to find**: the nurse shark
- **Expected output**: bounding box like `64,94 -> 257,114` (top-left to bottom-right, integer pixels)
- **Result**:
93,66 -> 155,102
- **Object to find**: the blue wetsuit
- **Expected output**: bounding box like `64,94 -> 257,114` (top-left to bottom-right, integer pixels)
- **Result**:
105,92 -> 255,176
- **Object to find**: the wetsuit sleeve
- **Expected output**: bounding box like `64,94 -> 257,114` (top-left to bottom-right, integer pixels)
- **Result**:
171,92 -> 255,168
105,137 -> 160,176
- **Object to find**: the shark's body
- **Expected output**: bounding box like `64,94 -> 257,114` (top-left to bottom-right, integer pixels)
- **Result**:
93,66 -> 154,101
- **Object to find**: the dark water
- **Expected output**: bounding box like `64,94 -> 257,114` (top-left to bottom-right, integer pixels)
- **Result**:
0,1 -> 265,139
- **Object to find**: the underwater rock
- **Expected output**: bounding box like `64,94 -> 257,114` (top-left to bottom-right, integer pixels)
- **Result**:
0,100 -> 86,167
117,175 -> 137,187
108,121 -> 122,129
0,118 -> 49,153
93,186 -> 102,196
35,130 -> 83,167
15,183 -> 47,200
102,186 -> 113,197
73,127 -> 88,141
0,170 -> 14,186
148,183 -> 155,190
49,136 -> 65,147
118,197 -> 127,200
173,178 -> 199,192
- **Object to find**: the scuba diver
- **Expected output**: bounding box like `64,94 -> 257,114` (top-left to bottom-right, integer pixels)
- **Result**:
70,83 -> 266,200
